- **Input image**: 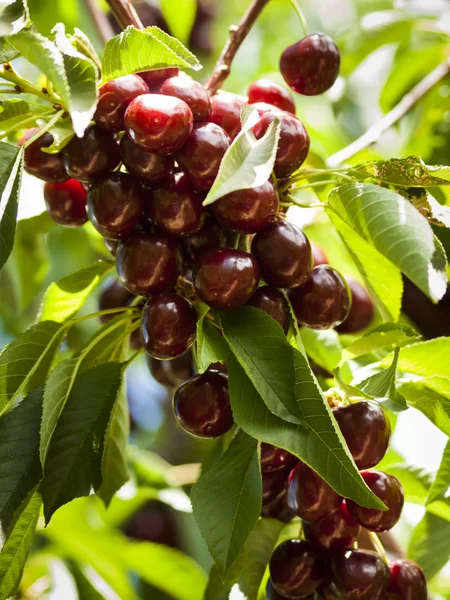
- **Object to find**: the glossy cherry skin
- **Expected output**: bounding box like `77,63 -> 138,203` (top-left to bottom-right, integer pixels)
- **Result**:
289,265 -> 351,329
263,467 -> 291,504
139,67 -> 180,92
332,401 -> 391,469
160,76 -> 212,121
176,122 -> 230,189
252,221 -> 312,288
329,549 -> 389,600
303,501 -> 360,551
23,131 -> 69,183
287,460 -> 342,521
266,581 -> 296,600
87,173 -> 144,239
120,136 -> 175,185
116,231 -> 182,296
248,79 -> 296,114
43,179 -> 88,226
347,471 -> 404,532
248,287 -> 291,334
261,487 -> 296,523
209,92 -> 247,140
337,279 -> 375,334
147,172 -> 206,238
260,443 -> 297,472
387,560 -> 427,600
280,33 -> 341,96
193,248 -> 260,310
63,125 -> 121,182
212,180 -> 279,233
269,539 -> 324,599
181,216 -> 226,264
148,351 -> 195,389
141,293 -> 197,359
173,370 -> 233,438
311,242 -> 328,266
104,238 -> 119,256
98,279 -> 134,323
94,74 -> 149,132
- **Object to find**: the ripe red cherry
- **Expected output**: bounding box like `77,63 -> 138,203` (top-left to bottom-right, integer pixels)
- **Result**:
248,287 -> 291,334
287,461 -> 342,521
173,370 -> 233,438
193,248 -> 260,310
212,180 -> 279,233
43,179 -> 87,226
311,242 -> 328,266
139,67 -> 180,92
147,172 -> 206,238
387,560 -> 427,600
329,549 -> 389,600
248,79 -> 296,114
23,131 -> 68,183
289,265 -> 351,329
209,92 -> 247,140
266,581 -> 293,600
252,221 -> 312,288
120,136 -> 175,185
98,279 -> 134,323
94,74 -> 149,132
261,487 -> 296,523
263,468 -> 290,504
181,216 -> 226,264
280,33 -> 340,96
269,539 -> 324,599
87,173 -> 144,240
160,75 -> 212,121
332,401 -> 391,469
141,293 -> 197,359
303,501 -> 360,551
116,231 -> 182,296
63,125 -> 121,182
124,94 -> 193,154
260,443 -> 297,472
148,351 -> 194,389
176,122 -> 230,189
347,471 -> 404,532
337,278 -> 376,334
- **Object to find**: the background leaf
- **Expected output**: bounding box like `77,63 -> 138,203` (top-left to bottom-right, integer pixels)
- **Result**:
160,0 -> 196,45
394,338 -> 450,379
427,440 -> 450,505
355,156 -> 450,187
0,99 -> 53,139
408,512 -> 450,580
0,142 -> 22,272
342,323 -> 420,361
400,382 -> 450,437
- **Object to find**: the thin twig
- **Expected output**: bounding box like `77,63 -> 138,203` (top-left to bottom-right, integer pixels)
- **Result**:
105,0 -> 144,31
83,0 -> 115,45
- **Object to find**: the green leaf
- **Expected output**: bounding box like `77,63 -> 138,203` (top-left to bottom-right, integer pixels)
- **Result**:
70,27 -> 101,69
300,327 -> 351,379
160,0 -> 196,44
0,99 -> 53,139
328,183 -> 448,302
0,0 -> 29,36
192,430 -> 262,576
355,156 -> 450,188
393,338 -> 450,379
101,25 -> 201,84
383,463 -> 432,505
342,323 -> 420,362
0,142 -> 23,272
400,382 -> 450,437
0,36 -> 18,61
427,440 -> 450,505
406,188 -> 450,228
408,512 -> 450,580
69,562 -> 107,600
40,117 -> 74,154
196,308 -> 229,374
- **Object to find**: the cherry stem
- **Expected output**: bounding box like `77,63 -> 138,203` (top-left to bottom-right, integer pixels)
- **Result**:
22,110 -> 65,148
0,63 -> 64,107
286,0 -> 308,36
82,0 -> 116,45
124,346 -> 144,367
368,531 -> 388,564
70,305 -> 139,325
104,0 -> 144,31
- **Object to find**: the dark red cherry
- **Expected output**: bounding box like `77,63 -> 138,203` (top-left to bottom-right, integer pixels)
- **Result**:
160,75 -> 212,121
329,549 -> 389,600
248,287 -> 291,334
337,279 -> 375,334
176,122 -> 230,189
120,136 -> 175,185
63,125 -> 121,182
147,172 -> 206,238
116,231 -> 182,296
94,74 -> 149,132
24,132 -> 68,183
311,242 -> 328,266
347,471 -> 404,532
289,265 -> 351,329
139,67 -> 180,92
209,92 -> 247,140
87,173 -> 144,239
263,468 -> 290,504
43,179 -> 87,226
387,560 -> 427,600
173,369 -> 233,438
208,361 -> 228,375
332,401 -> 391,469
280,33 -> 340,96
193,248 -> 260,310
261,487 -> 296,523
98,279 -> 134,323
104,238 -> 119,256
269,539 -> 324,598
148,351 -> 195,389
252,221 -> 312,288
287,461 -> 342,521
248,79 -> 296,114
261,443 -> 297,472
266,581 -> 294,600
124,94 -> 193,155
303,501 -> 360,551
249,102 -> 284,117
181,216 -> 226,264
212,180 -> 279,233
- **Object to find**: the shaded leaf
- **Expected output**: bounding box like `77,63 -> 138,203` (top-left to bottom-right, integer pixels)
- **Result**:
408,512 -> 450,580
0,142 -> 23,272
197,311 -> 229,374
301,328 -> 351,380
0,0 -> 29,36
0,99 -> 53,139
427,440 -> 450,505
355,156 -> 450,188
406,188 -> 450,228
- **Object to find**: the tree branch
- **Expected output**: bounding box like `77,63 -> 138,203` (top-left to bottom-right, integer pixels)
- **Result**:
83,0 -> 115,45
205,0 -> 271,95
104,0 -> 144,31
327,57 -> 450,167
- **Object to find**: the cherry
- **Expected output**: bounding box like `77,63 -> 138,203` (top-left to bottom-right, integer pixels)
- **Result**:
289,265 -> 351,329
266,581 -> 295,600
139,67 -> 180,92
23,132 -> 68,183
209,92 -> 247,140
141,293 -> 197,359
147,172 -> 206,238
120,136 -> 175,185
337,279 -> 375,334
181,216 -> 226,264
176,122 -> 230,189
193,248 -> 260,310
248,287 -> 291,334
261,443 -> 297,472
212,180 -> 279,233
252,221 -> 312,288
280,33 -> 340,96
332,401 -> 391,469
311,242 -> 328,266
173,369 -> 233,438
116,231 -> 182,296
63,125 -> 121,182
303,501 -> 360,551
387,560 -> 427,600
98,279 -> 135,324
263,467 -> 290,504
160,75 -> 212,121
124,94 -> 193,154
287,460 -> 342,521
249,102 -> 283,117
43,179 -> 88,226
329,549 -> 389,600
261,487 -> 296,523
208,361 -> 228,375
148,351 -> 195,389
346,471 -> 404,532
104,238 -> 119,256
94,74 -> 149,132
269,539 -> 324,599
248,79 -> 296,114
